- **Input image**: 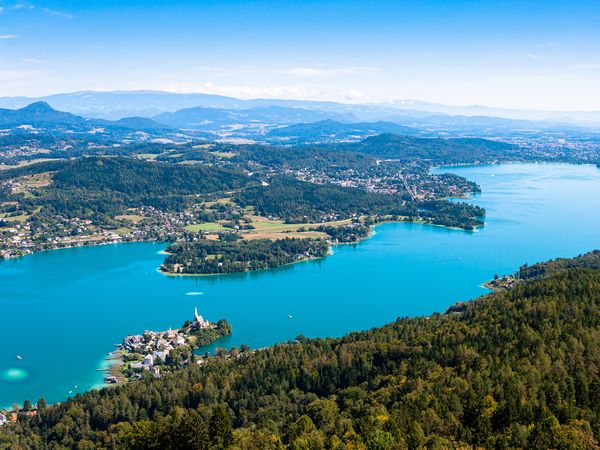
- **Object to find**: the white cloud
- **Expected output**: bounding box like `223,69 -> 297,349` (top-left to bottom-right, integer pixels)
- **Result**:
573,63 -> 600,70
14,3 -> 35,10
12,3 -> 72,18
193,65 -> 381,78
525,53 -> 542,59
23,58 -> 45,64
40,7 -> 73,18
166,82 -> 323,100
339,89 -> 369,101
0,34 -> 18,40
283,66 -> 380,77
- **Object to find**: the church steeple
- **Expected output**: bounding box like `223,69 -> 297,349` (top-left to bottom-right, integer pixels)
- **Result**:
193,307 -> 209,329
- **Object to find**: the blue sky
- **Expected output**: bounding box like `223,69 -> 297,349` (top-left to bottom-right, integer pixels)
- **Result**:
1,0 -> 599,110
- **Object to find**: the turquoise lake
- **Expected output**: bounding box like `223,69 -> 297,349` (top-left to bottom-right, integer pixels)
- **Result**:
1,163 -> 600,407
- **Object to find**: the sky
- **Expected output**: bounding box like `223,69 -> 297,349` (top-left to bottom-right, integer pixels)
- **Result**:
1,0 -> 599,110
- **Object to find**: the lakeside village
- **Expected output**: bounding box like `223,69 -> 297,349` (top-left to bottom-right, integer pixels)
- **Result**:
103,308 -> 232,384
0,308 -> 231,428
483,273 -> 519,291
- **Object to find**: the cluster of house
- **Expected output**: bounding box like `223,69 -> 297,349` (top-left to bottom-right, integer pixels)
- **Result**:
0,407 -> 37,428
0,198 -> 221,260
485,274 -> 519,291
111,308 -> 213,382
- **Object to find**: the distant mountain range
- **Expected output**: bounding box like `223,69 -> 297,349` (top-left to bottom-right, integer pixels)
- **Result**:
0,102 -> 177,141
1,99 -> 597,149
1,90 -> 599,127
153,105 -> 356,130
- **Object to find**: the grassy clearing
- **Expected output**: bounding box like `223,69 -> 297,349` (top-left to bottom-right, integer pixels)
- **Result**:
201,198 -> 234,208
11,172 -> 53,194
246,216 -> 352,233
192,144 -> 215,150
0,158 -> 59,171
135,153 -> 162,160
177,160 -> 203,165
210,151 -> 236,159
0,212 -> 30,222
115,214 -> 144,223
185,222 -> 227,232
242,231 -> 326,240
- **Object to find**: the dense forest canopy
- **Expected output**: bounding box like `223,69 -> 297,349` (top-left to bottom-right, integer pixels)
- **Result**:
236,176 -> 484,229
519,250 -> 600,280
347,134 -> 518,163
162,238 -> 329,274
2,257 -> 599,449
4,157 -> 255,222
51,157 -> 252,196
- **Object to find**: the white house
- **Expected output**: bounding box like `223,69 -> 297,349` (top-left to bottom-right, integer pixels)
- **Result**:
143,354 -> 154,367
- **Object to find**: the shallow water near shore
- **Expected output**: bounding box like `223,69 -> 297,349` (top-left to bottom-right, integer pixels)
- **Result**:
1,162 -> 600,407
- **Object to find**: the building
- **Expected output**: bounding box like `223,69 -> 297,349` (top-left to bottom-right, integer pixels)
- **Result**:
0,413 -> 7,426
193,307 -> 211,329
143,354 -> 154,367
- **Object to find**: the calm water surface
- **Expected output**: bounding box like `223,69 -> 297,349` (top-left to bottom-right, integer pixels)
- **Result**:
1,163 -> 599,406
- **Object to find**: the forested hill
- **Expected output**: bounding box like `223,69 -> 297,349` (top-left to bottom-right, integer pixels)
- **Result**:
1,157 -> 256,223
347,133 -> 518,163
236,175 -> 485,229
519,249 -> 600,280
51,157 -> 253,196
2,264 -> 599,448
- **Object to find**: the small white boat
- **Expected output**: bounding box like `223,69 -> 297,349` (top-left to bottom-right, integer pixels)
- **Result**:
16,355 -> 23,360
288,315 -> 293,319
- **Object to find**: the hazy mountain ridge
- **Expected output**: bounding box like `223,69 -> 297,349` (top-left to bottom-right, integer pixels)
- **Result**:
153,105 -> 355,129
2,91 -> 600,127
0,101 -> 176,135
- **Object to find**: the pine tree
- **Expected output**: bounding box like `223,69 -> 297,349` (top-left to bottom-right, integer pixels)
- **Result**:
210,405 -> 234,449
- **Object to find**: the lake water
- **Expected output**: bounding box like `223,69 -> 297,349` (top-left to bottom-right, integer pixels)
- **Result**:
1,163 -> 599,407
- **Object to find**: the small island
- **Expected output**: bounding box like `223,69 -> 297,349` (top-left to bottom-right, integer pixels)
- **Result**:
105,308 -> 231,383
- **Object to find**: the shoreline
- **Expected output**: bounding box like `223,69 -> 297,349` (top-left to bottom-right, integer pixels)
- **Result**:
159,252 -> 328,277
160,217 -> 481,277
0,237 -> 168,262
1,214 -> 481,274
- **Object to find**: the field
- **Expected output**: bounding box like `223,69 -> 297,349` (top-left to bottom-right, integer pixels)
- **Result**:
246,216 -> 351,233
12,172 -> 53,194
242,231 -> 326,240
135,153 -> 162,160
201,198 -> 233,208
113,227 -> 132,235
0,158 -> 58,171
0,212 -> 30,222
114,214 -> 144,223
210,151 -> 237,159
185,222 -> 228,232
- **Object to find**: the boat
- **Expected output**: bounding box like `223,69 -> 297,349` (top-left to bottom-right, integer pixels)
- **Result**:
287,315 -> 293,319
15,355 -> 23,360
